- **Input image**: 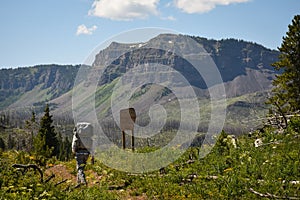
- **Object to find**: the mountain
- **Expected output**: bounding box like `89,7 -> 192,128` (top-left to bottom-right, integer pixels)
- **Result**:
0,34 -> 280,131
94,34 -> 279,97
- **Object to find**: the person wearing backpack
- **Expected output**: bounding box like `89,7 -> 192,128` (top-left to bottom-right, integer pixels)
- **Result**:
72,122 -> 94,186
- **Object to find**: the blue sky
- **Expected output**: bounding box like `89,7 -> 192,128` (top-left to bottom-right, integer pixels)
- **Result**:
0,0 -> 299,68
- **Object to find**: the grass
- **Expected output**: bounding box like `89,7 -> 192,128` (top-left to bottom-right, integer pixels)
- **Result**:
0,123 -> 299,199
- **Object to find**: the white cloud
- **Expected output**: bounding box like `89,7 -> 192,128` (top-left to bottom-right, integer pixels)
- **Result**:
174,0 -> 250,14
88,0 -> 159,21
76,24 -> 97,35
162,15 -> 176,21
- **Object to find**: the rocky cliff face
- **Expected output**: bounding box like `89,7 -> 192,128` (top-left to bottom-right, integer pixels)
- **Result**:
93,34 -> 279,97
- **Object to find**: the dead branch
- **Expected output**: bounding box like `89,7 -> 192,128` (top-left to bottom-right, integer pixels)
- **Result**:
186,159 -> 196,164
12,164 -> 43,182
108,184 -> 126,190
249,188 -> 300,199
55,179 -> 68,186
206,175 -> 218,180
44,174 -> 55,183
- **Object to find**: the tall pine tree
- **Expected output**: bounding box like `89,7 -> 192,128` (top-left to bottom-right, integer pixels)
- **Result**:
36,104 -> 59,157
7,134 -> 15,149
267,15 -> 300,126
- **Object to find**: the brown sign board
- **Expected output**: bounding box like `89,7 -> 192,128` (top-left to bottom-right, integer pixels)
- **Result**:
120,107 -> 136,131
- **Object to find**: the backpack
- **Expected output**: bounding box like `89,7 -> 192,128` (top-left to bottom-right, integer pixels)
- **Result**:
72,122 -> 93,153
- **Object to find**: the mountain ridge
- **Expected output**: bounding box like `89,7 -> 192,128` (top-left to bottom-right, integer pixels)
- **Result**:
0,34 -> 280,130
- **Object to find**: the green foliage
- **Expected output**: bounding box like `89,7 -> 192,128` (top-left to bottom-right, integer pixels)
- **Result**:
0,128 -> 299,199
57,133 -> 72,161
0,151 -> 118,200
214,130 -> 230,155
0,152 -> 67,199
65,187 -> 118,200
33,133 -> 53,166
288,116 -> 300,133
268,15 -> 300,119
90,128 -> 299,199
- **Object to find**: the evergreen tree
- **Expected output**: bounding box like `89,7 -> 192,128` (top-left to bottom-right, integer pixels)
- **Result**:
0,113 -> 9,127
0,114 -> 4,127
57,133 -> 72,161
31,111 -> 36,123
25,111 -> 38,152
63,136 -> 72,161
57,132 -> 64,160
35,104 -> 59,157
0,137 -> 5,150
7,134 -> 15,149
267,15 -> 300,126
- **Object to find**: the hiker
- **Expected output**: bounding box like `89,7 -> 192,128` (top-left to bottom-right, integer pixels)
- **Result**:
72,122 -> 94,186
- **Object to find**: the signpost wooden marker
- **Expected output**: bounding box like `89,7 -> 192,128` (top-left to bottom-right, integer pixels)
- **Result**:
120,108 -> 136,151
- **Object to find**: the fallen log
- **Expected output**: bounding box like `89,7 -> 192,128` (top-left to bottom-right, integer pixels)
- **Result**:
249,188 -> 300,199
12,164 -> 43,182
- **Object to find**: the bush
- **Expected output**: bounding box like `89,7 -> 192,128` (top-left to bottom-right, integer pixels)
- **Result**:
288,116 -> 300,133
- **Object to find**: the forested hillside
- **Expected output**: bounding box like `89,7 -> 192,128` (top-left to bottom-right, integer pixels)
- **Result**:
0,64 -> 80,110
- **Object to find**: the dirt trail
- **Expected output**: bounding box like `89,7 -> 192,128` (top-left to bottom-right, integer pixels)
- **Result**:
44,164 -> 102,187
44,164 -> 147,199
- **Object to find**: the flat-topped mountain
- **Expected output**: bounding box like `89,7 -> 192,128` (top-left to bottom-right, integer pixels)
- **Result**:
94,34 -> 279,96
